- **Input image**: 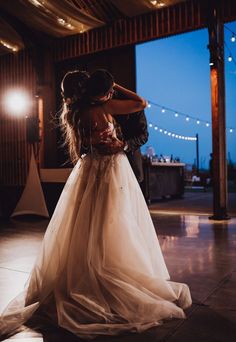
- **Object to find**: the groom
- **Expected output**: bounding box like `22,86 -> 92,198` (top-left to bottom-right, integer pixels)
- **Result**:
109,110 -> 148,183
95,107 -> 148,184
100,87 -> 148,183
83,109 -> 148,183
79,71 -> 148,183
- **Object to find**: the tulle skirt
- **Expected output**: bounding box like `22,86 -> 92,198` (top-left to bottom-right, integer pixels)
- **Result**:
0,152 -> 191,339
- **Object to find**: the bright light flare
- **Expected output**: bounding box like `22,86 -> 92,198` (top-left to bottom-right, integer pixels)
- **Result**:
3,90 -> 32,116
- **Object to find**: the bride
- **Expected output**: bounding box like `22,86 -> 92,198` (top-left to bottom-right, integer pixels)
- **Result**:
0,69 -> 191,339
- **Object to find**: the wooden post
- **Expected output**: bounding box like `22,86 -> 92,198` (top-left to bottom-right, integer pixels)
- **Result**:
196,133 -> 199,176
208,0 -> 229,220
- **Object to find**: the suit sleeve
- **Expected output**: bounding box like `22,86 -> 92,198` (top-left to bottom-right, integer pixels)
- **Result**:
125,110 -> 149,152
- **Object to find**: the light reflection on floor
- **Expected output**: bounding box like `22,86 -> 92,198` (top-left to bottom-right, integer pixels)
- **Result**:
0,214 -> 236,341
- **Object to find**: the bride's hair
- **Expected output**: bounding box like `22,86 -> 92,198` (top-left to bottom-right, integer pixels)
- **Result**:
60,70 -> 90,164
60,69 -> 114,164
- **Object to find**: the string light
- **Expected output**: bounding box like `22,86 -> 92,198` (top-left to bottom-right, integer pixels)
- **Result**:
146,100 -> 235,133
224,46 -> 235,64
57,17 -> 75,30
225,25 -> 236,43
147,123 -> 197,141
150,0 -> 165,7
0,40 -> 18,52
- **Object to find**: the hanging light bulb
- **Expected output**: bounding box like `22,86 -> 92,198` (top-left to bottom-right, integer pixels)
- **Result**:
196,120 -> 200,125
154,126 -> 158,130
186,116 -> 190,121
157,1 -> 165,7
229,128 -> 233,133
164,130 -> 167,134
161,107 -> 165,113
228,55 -> 233,62
149,123 -> 153,127
231,34 -> 236,42
159,128 -> 163,132
206,122 -> 210,127
147,103 -> 151,108
175,112 -> 179,117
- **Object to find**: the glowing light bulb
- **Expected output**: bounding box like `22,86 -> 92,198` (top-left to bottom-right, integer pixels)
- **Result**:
3,89 -> 31,116
159,129 -> 163,132
66,23 -> 75,30
58,18 -> 66,25
175,112 -> 179,117
206,122 -> 210,127
154,126 -> 158,130
149,123 -> 153,127
148,103 -> 151,108
197,120 -> 200,124
231,35 -> 236,42
229,128 -> 233,133
186,116 -> 190,121
161,107 -> 165,113
228,55 -> 233,62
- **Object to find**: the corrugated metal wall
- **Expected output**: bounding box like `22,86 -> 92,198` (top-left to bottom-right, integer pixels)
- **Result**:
0,50 -> 37,185
53,1 -> 204,62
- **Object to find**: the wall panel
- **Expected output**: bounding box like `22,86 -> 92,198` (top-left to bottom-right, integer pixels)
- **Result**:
0,50 -> 37,186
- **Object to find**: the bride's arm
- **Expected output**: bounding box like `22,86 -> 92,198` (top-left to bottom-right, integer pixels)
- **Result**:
103,83 -> 147,115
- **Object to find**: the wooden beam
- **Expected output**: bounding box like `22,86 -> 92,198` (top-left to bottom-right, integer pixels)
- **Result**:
208,0 -> 229,220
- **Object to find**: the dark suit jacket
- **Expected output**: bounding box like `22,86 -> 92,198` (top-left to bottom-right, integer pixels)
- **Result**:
115,110 -> 148,182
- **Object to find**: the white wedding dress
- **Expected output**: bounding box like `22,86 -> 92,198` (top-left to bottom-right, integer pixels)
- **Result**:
0,123 -> 191,339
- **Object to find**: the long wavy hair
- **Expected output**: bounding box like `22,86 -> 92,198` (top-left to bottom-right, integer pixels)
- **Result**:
60,69 -> 114,164
60,70 -> 89,164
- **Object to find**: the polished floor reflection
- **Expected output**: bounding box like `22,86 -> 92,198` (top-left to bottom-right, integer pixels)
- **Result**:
0,213 -> 236,341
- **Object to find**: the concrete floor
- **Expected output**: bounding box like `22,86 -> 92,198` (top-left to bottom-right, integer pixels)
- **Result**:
0,194 -> 236,341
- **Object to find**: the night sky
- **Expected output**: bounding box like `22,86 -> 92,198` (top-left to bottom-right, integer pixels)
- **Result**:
136,21 -> 236,169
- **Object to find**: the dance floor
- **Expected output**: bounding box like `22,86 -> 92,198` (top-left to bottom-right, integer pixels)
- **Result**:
0,194 -> 236,341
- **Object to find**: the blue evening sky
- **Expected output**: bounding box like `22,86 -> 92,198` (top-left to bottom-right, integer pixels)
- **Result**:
136,21 -> 236,169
